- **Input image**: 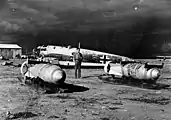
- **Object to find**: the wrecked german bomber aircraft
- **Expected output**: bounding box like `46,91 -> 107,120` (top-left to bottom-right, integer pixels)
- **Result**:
99,60 -> 170,89
20,59 -> 66,92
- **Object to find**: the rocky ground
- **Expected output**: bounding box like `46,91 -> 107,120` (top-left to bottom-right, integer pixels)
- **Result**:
0,59 -> 171,120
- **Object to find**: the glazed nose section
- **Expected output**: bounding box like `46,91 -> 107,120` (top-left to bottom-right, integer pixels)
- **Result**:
151,69 -> 160,80
52,70 -> 66,82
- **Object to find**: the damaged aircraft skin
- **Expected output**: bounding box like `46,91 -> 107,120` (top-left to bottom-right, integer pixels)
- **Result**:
0,0 -> 171,57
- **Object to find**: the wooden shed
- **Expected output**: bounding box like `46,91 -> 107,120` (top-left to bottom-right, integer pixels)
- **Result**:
0,44 -> 22,59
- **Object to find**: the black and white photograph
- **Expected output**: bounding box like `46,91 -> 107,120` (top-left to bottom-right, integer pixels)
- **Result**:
0,0 -> 171,119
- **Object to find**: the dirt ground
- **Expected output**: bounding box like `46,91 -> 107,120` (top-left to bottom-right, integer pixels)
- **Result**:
0,59 -> 171,120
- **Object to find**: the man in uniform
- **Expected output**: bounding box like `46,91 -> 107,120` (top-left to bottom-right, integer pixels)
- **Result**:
73,48 -> 83,78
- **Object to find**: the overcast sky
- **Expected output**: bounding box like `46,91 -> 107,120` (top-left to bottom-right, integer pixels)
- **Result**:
0,0 -> 171,57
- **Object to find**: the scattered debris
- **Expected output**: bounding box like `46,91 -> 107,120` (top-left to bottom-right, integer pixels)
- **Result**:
48,115 -> 59,119
47,94 -> 75,99
6,112 -> 38,119
108,106 -> 122,110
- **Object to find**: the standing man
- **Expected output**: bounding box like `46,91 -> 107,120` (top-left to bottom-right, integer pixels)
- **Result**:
73,48 -> 83,78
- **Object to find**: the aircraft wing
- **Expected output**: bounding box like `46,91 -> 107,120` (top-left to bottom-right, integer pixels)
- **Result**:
58,61 -> 105,68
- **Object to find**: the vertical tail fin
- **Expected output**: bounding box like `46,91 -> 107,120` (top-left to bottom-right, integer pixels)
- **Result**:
78,42 -> 81,50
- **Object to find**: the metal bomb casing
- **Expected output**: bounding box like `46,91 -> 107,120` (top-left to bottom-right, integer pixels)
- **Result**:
21,61 -> 66,84
122,63 -> 160,80
104,61 -> 160,81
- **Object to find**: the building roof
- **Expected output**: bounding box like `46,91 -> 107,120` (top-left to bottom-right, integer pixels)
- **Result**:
0,44 -> 21,49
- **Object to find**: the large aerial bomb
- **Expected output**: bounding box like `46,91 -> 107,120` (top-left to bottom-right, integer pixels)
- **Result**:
104,61 -> 161,84
20,60 -> 66,84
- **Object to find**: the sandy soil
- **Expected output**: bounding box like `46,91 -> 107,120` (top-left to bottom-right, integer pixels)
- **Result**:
0,59 -> 171,120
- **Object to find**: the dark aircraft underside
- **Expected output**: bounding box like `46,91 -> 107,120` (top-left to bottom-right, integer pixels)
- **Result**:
0,0 -> 171,57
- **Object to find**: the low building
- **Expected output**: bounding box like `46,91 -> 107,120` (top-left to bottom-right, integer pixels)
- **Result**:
0,44 -> 22,59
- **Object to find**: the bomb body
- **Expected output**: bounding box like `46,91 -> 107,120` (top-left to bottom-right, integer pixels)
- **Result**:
104,61 -> 160,83
21,60 -> 66,84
